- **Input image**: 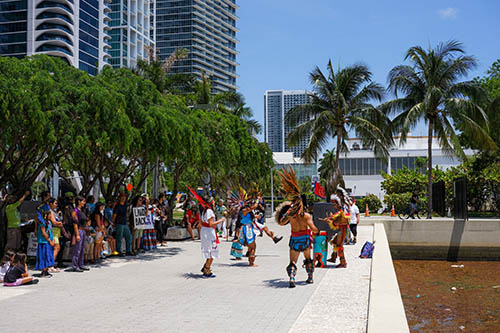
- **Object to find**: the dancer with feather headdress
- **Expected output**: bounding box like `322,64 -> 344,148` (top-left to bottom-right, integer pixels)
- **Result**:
276,168 -> 318,288
324,187 -> 352,268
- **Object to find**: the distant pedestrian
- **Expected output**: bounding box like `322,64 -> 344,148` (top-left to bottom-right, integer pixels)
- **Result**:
349,198 -> 360,244
113,193 -> 134,256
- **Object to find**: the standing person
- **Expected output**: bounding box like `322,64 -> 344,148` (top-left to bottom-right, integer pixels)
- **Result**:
92,203 -> 106,260
4,190 -> 30,252
70,196 -> 90,272
129,195 -> 144,253
57,192 -> 75,268
46,198 -> 64,273
113,193 -> 134,256
349,198 -> 360,244
215,199 -> 227,238
141,194 -> 157,251
35,201 -> 55,277
86,195 -> 96,215
184,193 -> 201,240
200,197 -> 225,277
276,168 -> 318,288
325,194 -> 350,268
157,194 -> 168,246
104,200 -> 114,224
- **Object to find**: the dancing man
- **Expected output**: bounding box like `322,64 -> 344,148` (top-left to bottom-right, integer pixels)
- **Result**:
325,192 -> 351,268
276,168 -> 318,288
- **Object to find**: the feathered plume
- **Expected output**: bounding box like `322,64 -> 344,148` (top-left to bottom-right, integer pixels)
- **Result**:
336,186 -> 352,207
228,185 -> 247,213
279,168 -> 304,218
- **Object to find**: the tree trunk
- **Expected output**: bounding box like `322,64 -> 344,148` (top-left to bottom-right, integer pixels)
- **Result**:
427,119 -> 433,219
167,161 -> 183,226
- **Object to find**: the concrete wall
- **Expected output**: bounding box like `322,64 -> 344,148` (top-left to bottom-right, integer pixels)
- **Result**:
367,223 -> 409,333
381,219 -> 500,260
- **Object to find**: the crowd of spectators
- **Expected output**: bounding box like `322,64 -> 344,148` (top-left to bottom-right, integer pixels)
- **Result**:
1,190 -> 171,285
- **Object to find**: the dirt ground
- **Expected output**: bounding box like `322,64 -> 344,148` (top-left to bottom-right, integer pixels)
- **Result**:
394,260 -> 500,332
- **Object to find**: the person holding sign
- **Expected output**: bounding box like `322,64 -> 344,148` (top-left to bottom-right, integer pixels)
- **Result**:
200,197 -> 225,278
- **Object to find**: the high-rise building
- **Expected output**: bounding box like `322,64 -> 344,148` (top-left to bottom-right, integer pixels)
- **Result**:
264,90 -> 310,158
0,0 -> 112,75
108,0 -> 155,69
155,0 -> 238,93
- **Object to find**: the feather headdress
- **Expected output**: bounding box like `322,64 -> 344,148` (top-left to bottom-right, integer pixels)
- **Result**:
228,185 -> 247,213
336,186 -> 352,206
278,168 -> 304,218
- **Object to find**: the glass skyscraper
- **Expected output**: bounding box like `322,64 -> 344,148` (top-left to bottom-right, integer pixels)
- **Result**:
264,90 -> 311,158
108,0 -> 155,69
156,0 -> 238,93
0,0 -> 112,75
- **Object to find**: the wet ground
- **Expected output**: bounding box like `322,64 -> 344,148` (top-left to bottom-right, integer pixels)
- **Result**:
394,260 -> 500,332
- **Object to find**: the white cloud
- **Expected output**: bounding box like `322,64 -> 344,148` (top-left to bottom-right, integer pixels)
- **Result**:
438,7 -> 458,19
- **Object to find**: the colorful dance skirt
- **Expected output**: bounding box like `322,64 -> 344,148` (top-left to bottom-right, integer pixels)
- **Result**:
230,241 -> 243,258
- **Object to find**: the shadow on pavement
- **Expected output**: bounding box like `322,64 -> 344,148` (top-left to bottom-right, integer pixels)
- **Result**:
55,247 -> 185,271
262,278 -> 311,289
181,272 -> 215,279
215,262 -> 250,267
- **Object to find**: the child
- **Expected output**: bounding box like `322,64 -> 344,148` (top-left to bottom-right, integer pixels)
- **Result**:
0,250 -> 15,283
4,253 -> 39,286
104,218 -> 117,255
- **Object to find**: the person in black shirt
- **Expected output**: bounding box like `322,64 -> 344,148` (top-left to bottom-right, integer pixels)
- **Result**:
112,193 -> 134,256
3,253 -> 38,286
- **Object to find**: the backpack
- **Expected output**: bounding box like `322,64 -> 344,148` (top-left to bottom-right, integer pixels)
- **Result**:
360,241 -> 374,258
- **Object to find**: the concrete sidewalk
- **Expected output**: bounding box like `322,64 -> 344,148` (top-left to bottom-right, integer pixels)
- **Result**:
0,220 -> 372,332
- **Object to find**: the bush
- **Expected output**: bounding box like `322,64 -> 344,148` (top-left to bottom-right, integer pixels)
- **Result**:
384,193 -> 428,214
358,194 -> 382,213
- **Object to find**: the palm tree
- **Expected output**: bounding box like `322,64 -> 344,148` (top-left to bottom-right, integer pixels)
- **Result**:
285,60 -> 392,195
318,148 -> 344,199
382,40 -> 494,218
192,73 -> 262,135
134,47 -> 190,93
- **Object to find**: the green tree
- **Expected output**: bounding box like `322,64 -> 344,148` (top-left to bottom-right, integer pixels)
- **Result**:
285,60 -> 393,195
0,55 -> 80,194
382,40 -> 494,218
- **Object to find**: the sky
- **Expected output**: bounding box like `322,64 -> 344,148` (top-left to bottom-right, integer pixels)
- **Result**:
236,0 -> 500,143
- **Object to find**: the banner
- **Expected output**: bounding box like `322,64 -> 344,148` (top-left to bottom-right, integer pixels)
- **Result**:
313,182 -> 326,200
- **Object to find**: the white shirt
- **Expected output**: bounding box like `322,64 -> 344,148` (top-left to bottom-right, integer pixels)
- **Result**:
350,204 -> 360,224
0,262 -> 10,282
202,208 -> 215,225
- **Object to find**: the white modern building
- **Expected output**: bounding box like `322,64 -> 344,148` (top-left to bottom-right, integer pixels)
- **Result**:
108,0 -> 155,69
272,152 -> 318,180
340,136 -> 474,199
264,90 -> 311,158
0,0 -> 113,75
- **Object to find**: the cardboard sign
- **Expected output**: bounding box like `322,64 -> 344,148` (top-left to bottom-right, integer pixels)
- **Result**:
27,232 -> 37,257
133,207 -> 154,230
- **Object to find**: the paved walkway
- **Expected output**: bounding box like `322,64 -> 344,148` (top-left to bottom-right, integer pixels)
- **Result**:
0,220 -> 372,332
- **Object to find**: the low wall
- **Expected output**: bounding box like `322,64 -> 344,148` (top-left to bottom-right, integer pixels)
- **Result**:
381,219 -> 500,260
367,223 -> 409,333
